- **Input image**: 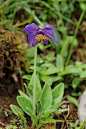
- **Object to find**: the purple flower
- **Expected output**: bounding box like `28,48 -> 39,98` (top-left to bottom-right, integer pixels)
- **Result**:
23,23 -> 58,46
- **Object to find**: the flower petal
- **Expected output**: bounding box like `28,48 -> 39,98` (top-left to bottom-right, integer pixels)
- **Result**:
44,40 -> 48,45
28,32 -> 40,46
23,23 -> 40,34
43,25 -> 58,43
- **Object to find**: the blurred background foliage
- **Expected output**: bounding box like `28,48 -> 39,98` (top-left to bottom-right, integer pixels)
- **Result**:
0,0 -> 85,29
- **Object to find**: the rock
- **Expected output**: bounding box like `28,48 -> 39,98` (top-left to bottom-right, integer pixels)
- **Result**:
78,90 -> 86,127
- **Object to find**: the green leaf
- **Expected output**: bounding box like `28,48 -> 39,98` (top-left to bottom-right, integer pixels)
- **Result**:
42,117 -> 63,123
49,38 -> 60,53
10,104 -> 24,116
37,103 -> 42,116
72,77 -> 83,89
22,75 -> 31,80
61,36 -> 78,57
30,66 -> 43,75
30,57 -> 44,64
59,67 -> 82,76
37,43 -> 51,51
23,3 -> 43,27
46,51 -> 55,62
68,119 -> 79,127
26,47 -> 35,58
55,108 -> 68,114
28,84 -> 42,104
80,2 -> 86,10
29,73 -> 41,89
41,76 -> 52,86
61,37 -> 70,57
28,74 -> 42,103
52,83 -> 64,104
24,83 -> 33,97
67,96 -> 79,108
44,67 -> 59,75
54,29 -> 61,48
80,71 -> 86,78
71,92 -> 81,97
43,102 -> 64,118
56,54 -> 64,71
17,96 -> 33,116
18,90 -> 30,101
75,61 -> 82,66
41,63 -> 55,68
75,61 -> 86,69
51,76 -> 63,82
40,83 -> 52,112
48,29 -> 60,53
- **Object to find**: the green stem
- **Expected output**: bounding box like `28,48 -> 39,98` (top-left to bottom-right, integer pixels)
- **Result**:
33,44 -> 37,115
66,9 -> 85,66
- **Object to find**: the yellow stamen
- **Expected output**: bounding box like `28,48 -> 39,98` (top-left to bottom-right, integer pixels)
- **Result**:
35,34 -> 47,42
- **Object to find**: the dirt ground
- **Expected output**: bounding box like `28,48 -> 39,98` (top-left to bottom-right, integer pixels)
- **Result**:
0,91 -> 17,128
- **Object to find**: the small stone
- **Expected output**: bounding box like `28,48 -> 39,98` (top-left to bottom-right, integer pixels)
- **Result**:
78,90 -> 86,127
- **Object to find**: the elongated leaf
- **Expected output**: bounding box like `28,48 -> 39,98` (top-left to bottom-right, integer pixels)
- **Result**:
52,83 -> 64,104
72,77 -> 83,89
40,83 -> 52,112
41,63 -> 55,68
61,36 -> 78,57
28,74 -> 42,103
75,61 -> 82,66
44,67 -> 59,75
22,75 -> 31,80
80,71 -> 86,78
18,90 -> 30,101
54,29 -> 60,48
24,83 -> 33,97
56,54 -> 64,72
41,76 -> 52,86
26,47 -> 34,58
49,39 -> 59,53
28,84 -> 42,103
51,76 -> 63,82
10,104 -> 24,116
43,102 -> 64,118
55,108 -> 68,114
37,103 -> 42,116
59,68 -> 82,76
46,51 -> 55,62
23,3 -> 43,27
17,96 -> 33,116
61,37 -> 70,57
42,117 -> 63,123
75,61 -> 86,69
29,73 -> 41,89
67,96 -> 79,108
30,66 -> 43,75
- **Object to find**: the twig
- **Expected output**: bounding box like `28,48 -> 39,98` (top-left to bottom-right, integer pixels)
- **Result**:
61,105 -> 70,129
0,121 -> 6,126
19,65 -> 25,93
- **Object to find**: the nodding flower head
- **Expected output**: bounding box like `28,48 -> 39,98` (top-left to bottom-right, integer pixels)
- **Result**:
23,23 -> 58,46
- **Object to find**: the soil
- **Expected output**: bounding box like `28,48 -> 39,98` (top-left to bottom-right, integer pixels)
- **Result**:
0,91 -> 17,128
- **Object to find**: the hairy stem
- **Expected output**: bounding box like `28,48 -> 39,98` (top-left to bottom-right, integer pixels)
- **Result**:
33,44 -> 37,115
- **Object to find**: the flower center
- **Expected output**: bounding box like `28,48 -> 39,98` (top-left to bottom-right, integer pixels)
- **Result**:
35,34 -> 47,42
